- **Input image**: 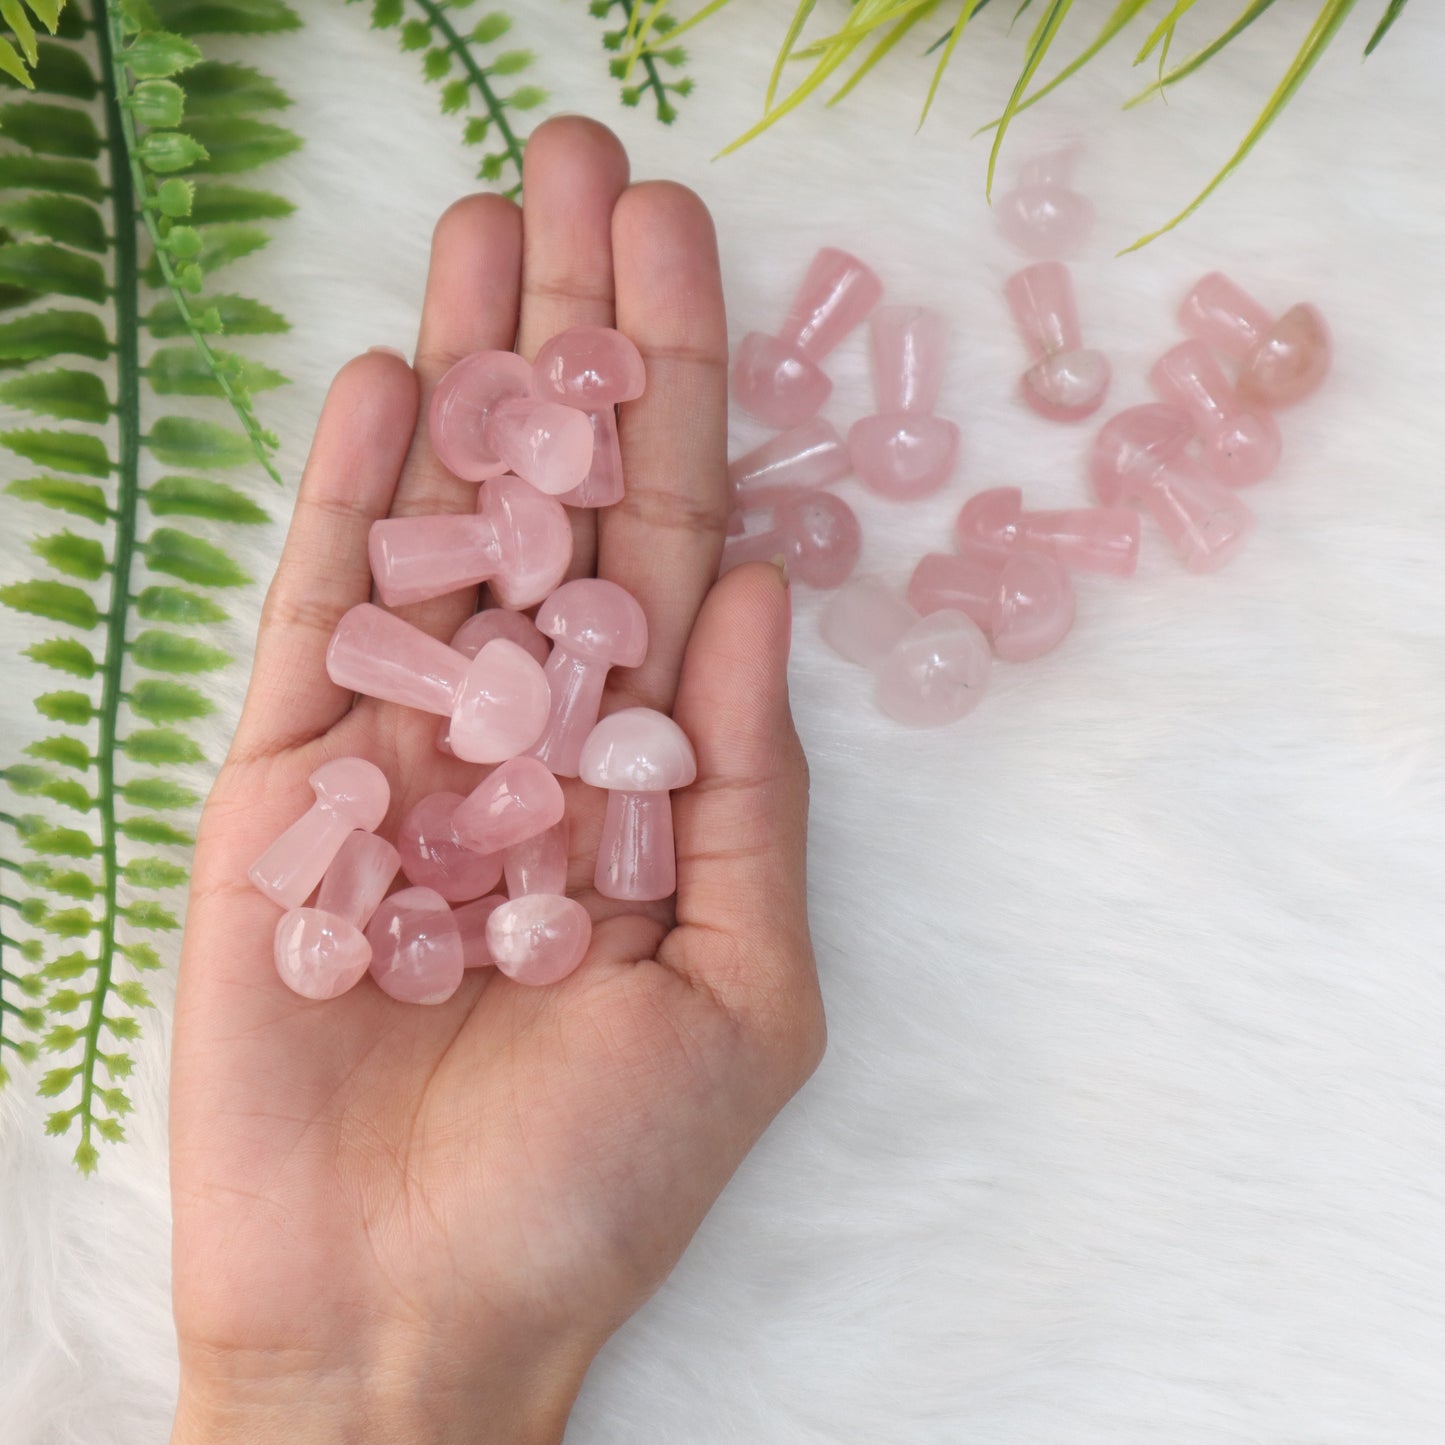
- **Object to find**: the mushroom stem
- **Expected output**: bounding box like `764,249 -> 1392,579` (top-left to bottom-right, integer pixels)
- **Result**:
531,647 -> 606,777
595,788 -> 676,902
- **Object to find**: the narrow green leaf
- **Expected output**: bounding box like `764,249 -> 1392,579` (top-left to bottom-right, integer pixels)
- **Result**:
0,195 -> 107,252
29,0 -> 65,33
0,101 -> 99,158
128,77 -> 185,127
143,526 -> 251,586
122,31 -> 203,77
2,428 -> 111,476
119,819 -> 193,850
146,344 -> 286,396
0,580 -> 100,628
986,0 -> 1074,198
150,0 -> 302,33
183,116 -> 301,173
0,367 -> 110,423
137,129 -> 209,173
1365,0 -> 1408,55
1123,1 -> 1281,109
23,41 -> 100,99
123,855 -> 189,888
146,291 -> 287,336
130,628 -> 229,673
146,414 -> 256,468
142,223 -> 268,286
29,530 -> 107,580
187,182 -> 293,225
145,473 -> 267,523
133,584 -> 227,623
34,690 -> 94,724
44,906 -> 97,936
6,476 -> 109,523
0,155 -> 104,200
120,942 -> 164,970
25,638 -> 99,677
121,778 -> 199,811
25,737 -> 92,770
0,36 -> 31,89
25,823 -> 95,858
121,728 -> 204,764
127,677 -> 214,721
0,308 -> 110,361
182,59 -> 292,115
0,242 -> 108,303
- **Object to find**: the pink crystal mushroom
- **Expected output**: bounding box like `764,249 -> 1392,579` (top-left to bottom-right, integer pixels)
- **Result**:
248,756 -> 390,909
1179,272 -> 1331,410
429,349 -> 593,494
1090,404 -> 1255,573
436,607 -> 551,755
327,603 -> 550,764
530,579 -> 649,778
908,550 -> 1075,663
272,831 -> 400,1000
721,492 -> 862,589
955,487 -> 1140,577
454,894 -> 506,970
1004,262 -> 1111,422
397,791 -> 504,903
729,418 -> 852,514
1151,340 -> 1281,488
451,755 -> 566,856
848,306 -> 961,501
732,247 -> 883,429
533,325 -> 645,508
367,885 -> 464,1006
487,894 -> 593,987
579,707 -> 697,902
820,573 -> 919,669
504,818 -> 569,898
995,143 -> 1094,260
369,472 -> 572,610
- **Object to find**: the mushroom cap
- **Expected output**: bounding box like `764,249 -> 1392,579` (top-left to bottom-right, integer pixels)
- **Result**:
479,473 -> 573,609
428,350 -> 533,483
450,607 -> 550,667
308,756 -> 389,831
535,578 -> 648,668
533,325 -> 645,406
955,487 -> 1024,552
578,708 -> 697,793
775,492 -> 862,589
1089,403 -> 1193,507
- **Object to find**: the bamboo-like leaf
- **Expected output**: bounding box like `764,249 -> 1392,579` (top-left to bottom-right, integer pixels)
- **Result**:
0,241 -> 109,303
147,343 -> 285,395
0,35 -> 34,89
144,526 -> 251,586
126,677 -> 214,721
7,476 -> 110,523
1,579 -> 101,628
146,414 -> 256,467
30,530 -> 108,580
0,194 -> 108,253
187,182 -> 293,225
2,427 -> 112,475
145,473 -> 268,522
0,367 -> 111,423
120,728 -> 204,765
0,100 -> 102,158
829,1 -> 942,109
25,737 -> 92,770
0,307 -> 110,361
0,155 -> 104,199
25,638 -> 99,677
146,290 -> 288,335
183,115 -> 300,172
152,0 -> 302,33
1364,0 -> 1407,55
129,628 -> 229,672
985,0 -> 1073,198
133,583 -> 228,623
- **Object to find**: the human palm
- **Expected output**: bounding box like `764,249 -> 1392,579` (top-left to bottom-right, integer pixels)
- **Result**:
170,120 -> 822,1442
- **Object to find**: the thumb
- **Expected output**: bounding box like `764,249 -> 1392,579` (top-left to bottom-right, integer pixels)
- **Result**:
665,559 -> 817,1019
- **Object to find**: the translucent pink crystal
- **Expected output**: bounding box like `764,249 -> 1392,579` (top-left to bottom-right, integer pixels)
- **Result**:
454,894 -> 506,970
1178,273 -> 1330,410
729,419 -> 851,513
451,756 -> 566,856
436,609 -> 551,754
429,350 -> 533,482
248,757 -> 390,909
504,818 -> 569,898
732,248 -> 883,428
579,707 -> 697,902
996,144 -> 1093,259
326,604 -> 549,764
484,396 -> 594,496
529,579 -> 649,778
869,306 -> 948,414
367,885 -> 464,1006
558,408 -> 625,508
908,550 -> 1075,662
721,492 -> 862,589
316,830 -> 401,928
368,473 -> 571,610
1004,262 -> 1110,422
955,487 -> 1140,577
819,574 -> 918,669
1090,405 -> 1254,573
1151,340 -> 1281,487
875,609 -> 992,727
397,791 -> 504,903
532,325 -> 646,407
486,894 -> 592,987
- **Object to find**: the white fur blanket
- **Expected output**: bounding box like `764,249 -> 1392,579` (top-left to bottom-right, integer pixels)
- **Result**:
4,4 -> 1445,1441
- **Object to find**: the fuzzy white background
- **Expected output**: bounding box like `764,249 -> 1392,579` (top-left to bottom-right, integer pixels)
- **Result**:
3,3 -> 1444,1442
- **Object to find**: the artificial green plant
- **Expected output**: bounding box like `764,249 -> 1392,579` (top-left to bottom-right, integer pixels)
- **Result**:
0,0 -> 298,1172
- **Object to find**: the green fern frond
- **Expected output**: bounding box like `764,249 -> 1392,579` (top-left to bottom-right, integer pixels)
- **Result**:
0,0 -> 294,1172
590,0 -> 694,125
354,0 -> 545,199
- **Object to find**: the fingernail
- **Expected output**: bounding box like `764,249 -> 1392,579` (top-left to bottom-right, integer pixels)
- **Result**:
769,553 -> 790,588
368,345 -> 409,362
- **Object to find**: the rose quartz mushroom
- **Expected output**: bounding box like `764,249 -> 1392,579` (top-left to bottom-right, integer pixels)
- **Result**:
819,573 -> 918,669
732,248 -> 883,429
451,756 -> 566,856
721,492 -> 862,589
454,894 -> 506,970
955,487 -> 1140,577
1004,261 -> 1110,422
327,604 -> 550,764
995,143 -> 1094,259
436,608 -> 551,755
579,707 -> 697,902
248,757 -> 390,909
875,609 -> 992,727
368,473 -> 572,610
529,579 -> 649,778
396,791 -> 504,903
729,418 -> 852,514
908,550 -> 1075,662
1151,340 -> 1281,488
504,818 -> 569,898
486,893 -> 593,987
367,885 -> 464,1005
